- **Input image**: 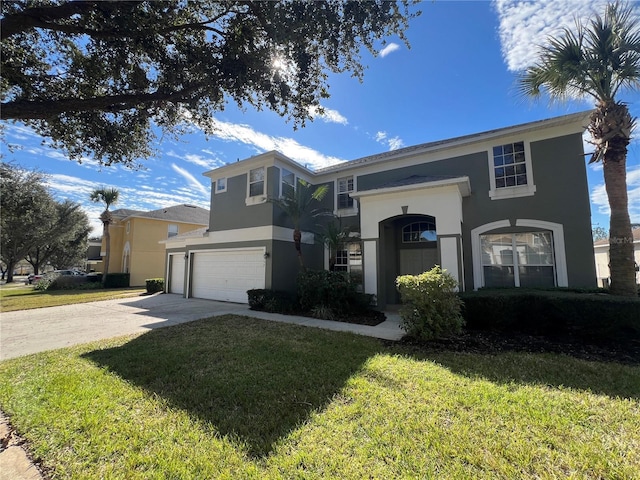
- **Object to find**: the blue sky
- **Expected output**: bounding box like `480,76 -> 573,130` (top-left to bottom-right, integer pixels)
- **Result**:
2,0 -> 640,234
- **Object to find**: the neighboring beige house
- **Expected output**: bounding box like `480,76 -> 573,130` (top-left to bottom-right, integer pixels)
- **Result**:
100,204 -> 209,286
594,228 -> 640,288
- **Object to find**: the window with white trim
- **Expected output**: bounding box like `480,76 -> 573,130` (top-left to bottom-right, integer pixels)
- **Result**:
489,141 -> 536,200
493,141 -> 527,188
215,177 -> 227,193
337,176 -> 354,210
402,221 -> 437,243
126,221 -> 130,234
335,242 -> 363,291
168,224 -> 179,238
249,167 -> 265,197
281,168 -> 295,198
481,231 -> 555,287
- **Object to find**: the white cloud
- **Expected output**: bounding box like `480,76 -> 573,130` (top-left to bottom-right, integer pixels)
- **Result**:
379,43 -> 401,58
375,130 -> 404,151
387,136 -> 405,151
591,166 -> 640,224
171,163 -> 209,197
494,0 -> 611,72
308,106 -> 349,125
207,117 -> 346,170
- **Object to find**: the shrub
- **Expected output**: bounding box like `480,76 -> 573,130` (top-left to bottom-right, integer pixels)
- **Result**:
396,266 -> 464,341
460,289 -> 640,344
104,273 -> 130,288
297,269 -> 372,315
145,278 -> 164,294
247,289 -> 298,313
33,278 -> 52,291
311,305 -> 336,321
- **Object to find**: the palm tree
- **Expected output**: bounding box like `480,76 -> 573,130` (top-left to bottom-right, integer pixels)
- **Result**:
271,179 -> 329,269
89,187 -> 119,284
519,1 -> 639,296
318,219 -> 352,271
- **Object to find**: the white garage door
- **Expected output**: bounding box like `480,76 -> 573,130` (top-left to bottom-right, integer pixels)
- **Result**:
191,249 -> 266,303
169,254 -> 185,295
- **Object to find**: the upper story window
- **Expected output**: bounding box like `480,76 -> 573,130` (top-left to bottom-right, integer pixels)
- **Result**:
168,224 -> 179,238
402,221 -> 437,243
126,221 -> 130,234
249,167 -> 265,197
337,176 -> 354,210
488,140 -> 536,200
493,142 -> 527,188
215,177 -> 227,193
281,168 -> 295,198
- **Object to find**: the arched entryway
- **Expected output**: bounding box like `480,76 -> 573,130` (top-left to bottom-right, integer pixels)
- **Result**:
379,215 -> 439,304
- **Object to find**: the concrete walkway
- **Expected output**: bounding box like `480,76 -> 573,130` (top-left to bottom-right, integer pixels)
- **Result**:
1,293 -> 404,361
0,293 -> 404,479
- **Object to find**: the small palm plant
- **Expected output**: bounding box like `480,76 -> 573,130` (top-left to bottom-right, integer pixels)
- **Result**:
271,179 -> 328,269
519,1 -> 640,296
317,219 -> 352,271
89,187 -> 119,284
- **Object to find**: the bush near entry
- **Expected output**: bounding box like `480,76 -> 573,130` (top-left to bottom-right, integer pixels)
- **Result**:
248,270 -> 376,321
460,289 -> 640,345
396,266 -> 464,341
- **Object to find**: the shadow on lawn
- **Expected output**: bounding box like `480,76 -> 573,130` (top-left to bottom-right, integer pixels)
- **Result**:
83,315 -> 381,458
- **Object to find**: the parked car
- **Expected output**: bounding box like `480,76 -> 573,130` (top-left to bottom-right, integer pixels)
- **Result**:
44,270 -> 85,279
25,273 -> 44,284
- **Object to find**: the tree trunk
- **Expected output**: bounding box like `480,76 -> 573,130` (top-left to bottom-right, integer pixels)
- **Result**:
100,209 -> 113,285
293,228 -> 304,269
5,261 -> 15,283
590,102 -> 637,296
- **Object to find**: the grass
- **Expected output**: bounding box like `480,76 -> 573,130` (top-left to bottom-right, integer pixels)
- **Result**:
0,315 -> 638,479
0,285 -> 146,312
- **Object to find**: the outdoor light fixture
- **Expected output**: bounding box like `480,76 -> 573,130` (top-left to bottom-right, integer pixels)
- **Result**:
264,252 -> 270,259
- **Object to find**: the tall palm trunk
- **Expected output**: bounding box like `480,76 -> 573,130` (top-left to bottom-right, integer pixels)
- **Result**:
100,210 -> 112,285
589,102 -> 636,296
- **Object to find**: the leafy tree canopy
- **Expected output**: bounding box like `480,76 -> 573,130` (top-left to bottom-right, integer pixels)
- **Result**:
1,0 -> 419,167
0,162 -> 90,282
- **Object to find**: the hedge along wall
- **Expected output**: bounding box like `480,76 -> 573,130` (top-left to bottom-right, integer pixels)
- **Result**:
460,290 -> 640,344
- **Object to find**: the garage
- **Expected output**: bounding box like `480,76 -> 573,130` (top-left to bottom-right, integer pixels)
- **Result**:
190,248 -> 266,303
169,254 -> 186,295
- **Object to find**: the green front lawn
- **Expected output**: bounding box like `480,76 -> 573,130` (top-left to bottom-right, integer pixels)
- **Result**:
0,286 -> 146,312
0,315 -> 638,479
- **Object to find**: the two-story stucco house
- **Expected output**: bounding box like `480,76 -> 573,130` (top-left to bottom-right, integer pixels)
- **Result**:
164,112 -> 597,307
100,204 -> 209,286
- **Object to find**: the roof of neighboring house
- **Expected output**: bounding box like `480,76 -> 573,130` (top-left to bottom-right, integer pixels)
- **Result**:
160,227 -> 209,244
594,228 -> 640,246
110,204 -> 209,226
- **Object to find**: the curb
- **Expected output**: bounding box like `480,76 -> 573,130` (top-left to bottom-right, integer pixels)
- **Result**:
0,412 -> 45,480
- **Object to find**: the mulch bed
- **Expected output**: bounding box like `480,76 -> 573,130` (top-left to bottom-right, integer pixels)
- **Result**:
396,330 -> 640,365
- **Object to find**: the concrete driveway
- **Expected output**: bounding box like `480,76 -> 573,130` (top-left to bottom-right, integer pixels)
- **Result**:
0,293 -> 250,361
0,293 -> 404,361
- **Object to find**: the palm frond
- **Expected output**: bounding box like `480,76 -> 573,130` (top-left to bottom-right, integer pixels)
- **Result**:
518,1 -> 640,104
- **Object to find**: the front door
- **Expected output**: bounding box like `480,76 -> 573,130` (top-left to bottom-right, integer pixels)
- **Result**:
399,248 -> 438,276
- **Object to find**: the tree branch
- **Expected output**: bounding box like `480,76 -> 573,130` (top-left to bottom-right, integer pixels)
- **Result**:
1,85 -> 206,120
0,1 -> 102,39
2,2 -> 234,41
